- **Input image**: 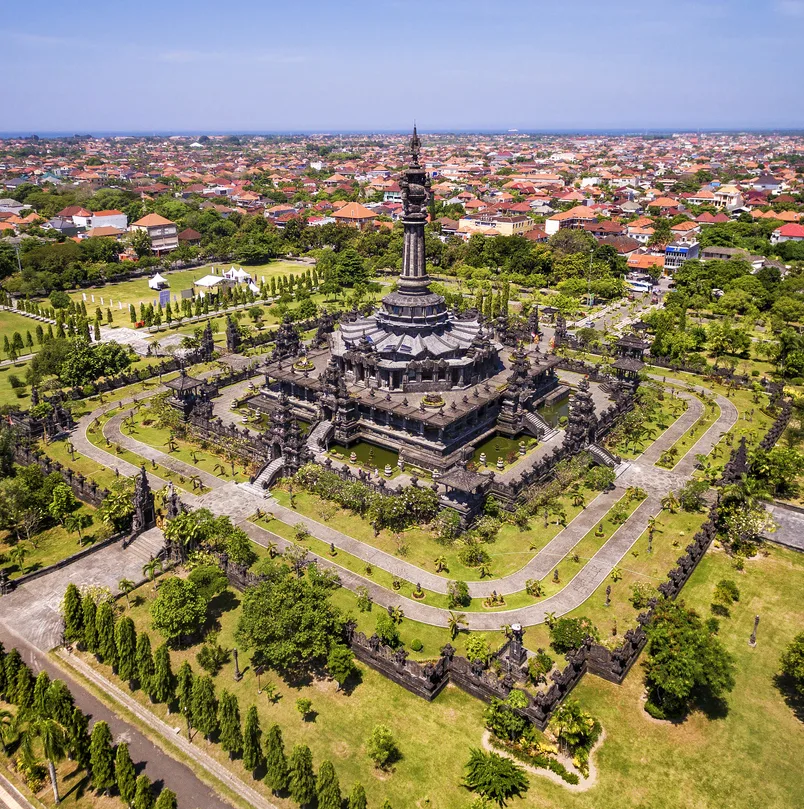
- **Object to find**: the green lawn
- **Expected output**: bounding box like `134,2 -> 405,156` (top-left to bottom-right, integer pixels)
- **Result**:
0,310 -> 42,360
0,358 -> 33,407
0,502 -> 99,579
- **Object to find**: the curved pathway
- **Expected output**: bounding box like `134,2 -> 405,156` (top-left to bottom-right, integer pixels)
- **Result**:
57,376 -> 738,629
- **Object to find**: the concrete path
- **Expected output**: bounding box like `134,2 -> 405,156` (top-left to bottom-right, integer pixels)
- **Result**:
766,503 -> 804,552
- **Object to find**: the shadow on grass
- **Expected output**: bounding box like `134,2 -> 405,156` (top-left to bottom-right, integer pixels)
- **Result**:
773,673 -> 804,722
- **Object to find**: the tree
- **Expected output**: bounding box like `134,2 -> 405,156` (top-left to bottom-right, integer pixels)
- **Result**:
15,663 -> 35,711
644,598 -> 736,717
119,578 -> 136,607
327,644 -> 356,689
365,724 -> 399,769
780,632 -> 804,696
484,694 -> 530,742
447,579 -> 471,608
116,742 -> 137,807
150,576 -> 208,645
549,617 -> 599,654
191,675 -> 218,741
33,670 -> 51,717
348,782 -> 368,809
463,748 -> 529,807
242,705 -> 264,773
316,760 -> 342,809
133,774 -> 154,809
176,661 -> 194,730
96,601 -> 117,667
152,643 -> 175,705
448,611 -> 468,640
465,635 -> 492,664
187,564 -> 228,602
548,699 -> 598,756
218,690 -> 243,759
22,717 -> 67,805
154,790 -> 177,809
136,632 -> 155,696
68,708 -> 91,770
263,724 -> 289,794
235,568 -> 342,676
288,744 -> 316,807
89,720 -> 116,793
46,681 -> 74,726
48,482 -> 78,527
115,616 -> 137,685
374,611 -> 400,647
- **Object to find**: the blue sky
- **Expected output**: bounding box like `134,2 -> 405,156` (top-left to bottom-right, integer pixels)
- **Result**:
2,0 -> 804,132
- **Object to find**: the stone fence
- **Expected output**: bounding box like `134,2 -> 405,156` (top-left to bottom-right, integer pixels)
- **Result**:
13,444 -> 111,507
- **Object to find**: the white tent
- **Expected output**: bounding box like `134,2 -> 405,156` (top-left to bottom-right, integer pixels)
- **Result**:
223,266 -> 252,283
148,273 -> 169,290
194,275 -> 223,288
248,282 -> 260,294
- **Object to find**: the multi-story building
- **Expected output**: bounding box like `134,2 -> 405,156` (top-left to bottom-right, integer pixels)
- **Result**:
130,213 -> 179,254
664,240 -> 699,273
544,205 -> 598,235
458,213 -> 533,237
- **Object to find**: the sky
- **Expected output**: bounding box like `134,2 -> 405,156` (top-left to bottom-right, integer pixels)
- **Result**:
2,0 -> 804,133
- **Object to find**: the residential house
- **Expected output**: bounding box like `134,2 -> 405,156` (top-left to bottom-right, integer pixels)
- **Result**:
544,205 -> 598,235
91,209 -> 128,230
130,213 -> 179,254
459,213 -> 534,237
771,223 -> 804,245
178,228 -> 202,246
331,201 -> 378,230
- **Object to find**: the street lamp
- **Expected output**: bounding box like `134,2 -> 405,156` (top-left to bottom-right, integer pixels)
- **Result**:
232,647 -> 243,681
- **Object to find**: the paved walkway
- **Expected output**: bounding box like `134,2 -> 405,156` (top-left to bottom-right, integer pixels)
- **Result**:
766,503 -> 804,551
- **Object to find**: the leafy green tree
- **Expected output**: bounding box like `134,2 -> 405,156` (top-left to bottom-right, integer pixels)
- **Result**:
115,616 -> 137,685
288,744 -> 316,807
348,782 -> 367,809
780,632 -> 804,695
465,635 -> 492,664
62,583 -> 84,642
89,720 -> 116,793
154,789 -> 178,809
548,700 -> 599,755
263,724 -> 289,794
96,601 -> 117,667
365,724 -> 399,769
484,694 -> 530,742
644,598 -> 736,716
32,670 -> 51,717
116,742 -> 137,807
447,579 -> 471,608
15,664 -> 35,711
136,633 -> 155,695
82,595 -> 98,653
3,648 -> 22,702
191,675 -> 218,741
327,644 -> 356,690
218,690 -> 243,759
242,705 -> 264,773
68,708 -> 91,770
316,760 -> 342,809
133,774 -> 154,809
176,661 -> 194,730
150,577 -> 208,645
152,643 -> 175,705
374,611 -> 400,647
549,617 -> 599,654
463,748 -> 529,807
235,567 -> 342,676
46,680 -> 74,725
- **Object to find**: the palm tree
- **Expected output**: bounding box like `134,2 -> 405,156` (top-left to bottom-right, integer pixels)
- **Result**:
263,540 -> 277,559
448,612 -> 467,640
64,513 -> 92,544
119,579 -> 136,607
478,563 -> 492,579
544,611 -> 557,629
388,606 -> 405,625
434,555 -> 448,573
22,718 -> 67,805
0,709 -> 15,753
661,491 -> 679,513
142,557 -> 163,586
9,543 -> 30,574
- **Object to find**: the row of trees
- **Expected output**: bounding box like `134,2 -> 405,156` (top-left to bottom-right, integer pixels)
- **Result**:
0,640 -> 176,808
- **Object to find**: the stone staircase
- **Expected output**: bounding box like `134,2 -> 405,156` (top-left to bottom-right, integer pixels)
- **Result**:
124,527 -> 166,564
307,419 -> 334,453
239,456 -> 285,498
522,410 -> 559,441
587,442 -> 621,469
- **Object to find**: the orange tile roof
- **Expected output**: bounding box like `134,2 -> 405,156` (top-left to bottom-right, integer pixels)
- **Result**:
132,213 -> 175,227
331,202 -> 377,221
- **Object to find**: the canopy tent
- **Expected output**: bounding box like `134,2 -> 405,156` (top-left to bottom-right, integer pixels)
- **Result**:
223,266 -> 252,282
148,273 -> 169,290
248,281 -> 260,294
194,274 -> 224,288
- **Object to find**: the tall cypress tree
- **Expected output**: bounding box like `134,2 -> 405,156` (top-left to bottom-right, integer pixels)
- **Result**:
115,742 -> 137,807
191,676 -> 218,741
115,617 -> 137,685
90,721 -> 116,793
316,760 -> 341,809
242,705 -> 264,773
289,744 -> 316,807
0,642 -> 6,699
3,648 -> 22,702
152,644 -> 175,707
47,680 -> 74,725
82,596 -> 98,653
15,664 -> 35,710
63,583 -> 84,642
154,789 -> 178,809
136,633 -> 155,696
217,690 -> 243,759
133,774 -> 154,809
348,782 -> 368,809
69,708 -> 91,770
176,661 -> 194,731
32,670 -> 51,717
96,602 -> 117,667
264,723 -> 289,794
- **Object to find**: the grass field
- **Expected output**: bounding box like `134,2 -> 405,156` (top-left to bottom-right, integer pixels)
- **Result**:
0,358 -> 33,407
59,260 -> 311,310
0,310 -> 42,360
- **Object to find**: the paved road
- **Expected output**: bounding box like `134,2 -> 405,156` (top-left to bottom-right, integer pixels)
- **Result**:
766,503 -> 804,551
